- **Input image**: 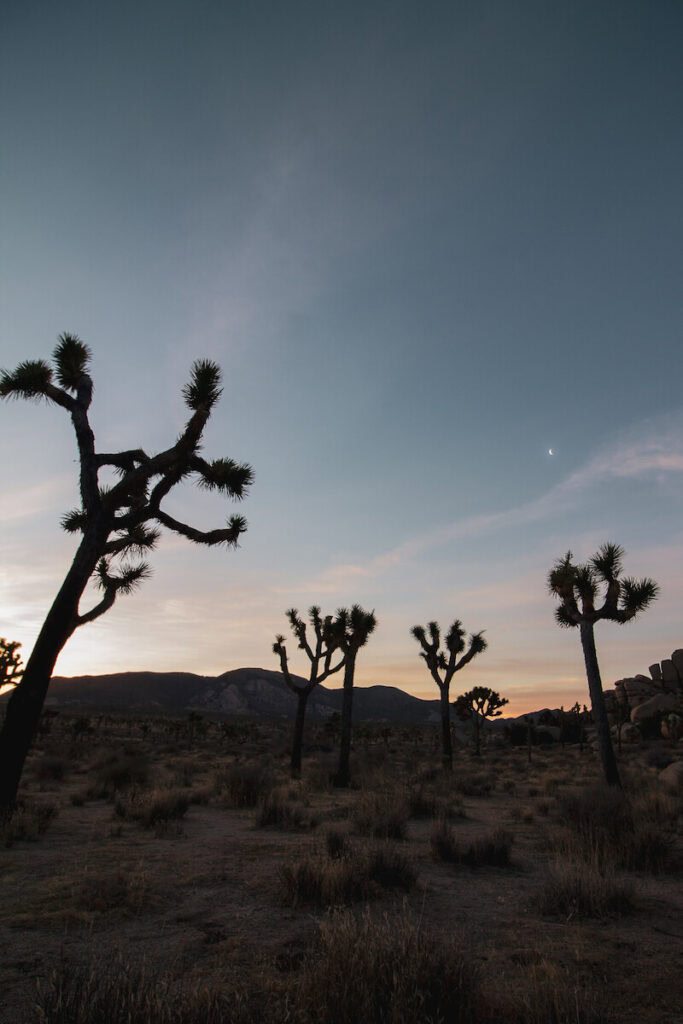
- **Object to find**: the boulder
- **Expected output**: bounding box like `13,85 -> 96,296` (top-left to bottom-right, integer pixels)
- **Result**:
649,663 -> 662,681
658,760 -> 683,792
621,677 -> 659,707
671,650 -> 683,682
660,660 -> 679,691
630,692 -> 681,724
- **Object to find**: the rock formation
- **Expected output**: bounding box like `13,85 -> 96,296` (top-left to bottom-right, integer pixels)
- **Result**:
603,649 -> 683,730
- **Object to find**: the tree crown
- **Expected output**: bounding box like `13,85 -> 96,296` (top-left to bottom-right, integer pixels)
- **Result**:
548,543 -> 658,627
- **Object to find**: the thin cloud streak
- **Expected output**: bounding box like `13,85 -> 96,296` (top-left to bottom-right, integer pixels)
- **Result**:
290,419 -> 683,593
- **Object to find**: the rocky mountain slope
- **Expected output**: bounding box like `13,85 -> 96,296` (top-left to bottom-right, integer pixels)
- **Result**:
40,667 -> 445,725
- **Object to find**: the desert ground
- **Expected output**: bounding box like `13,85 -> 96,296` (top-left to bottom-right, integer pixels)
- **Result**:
0,710 -> 681,1024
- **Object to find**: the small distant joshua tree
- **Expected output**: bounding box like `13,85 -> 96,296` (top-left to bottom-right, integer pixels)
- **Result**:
273,606 -> 345,778
332,604 -> 377,788
453,686 -> 508,757
0,639 -> 23,690
548,542 -> 658,788
411,620 -> 487,770
0,335 -> 253,815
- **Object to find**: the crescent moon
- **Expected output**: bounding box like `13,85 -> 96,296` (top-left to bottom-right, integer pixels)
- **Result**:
548,449 -> 553,455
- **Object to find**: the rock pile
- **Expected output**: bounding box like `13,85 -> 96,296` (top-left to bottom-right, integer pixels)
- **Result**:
604,649 -> 683,728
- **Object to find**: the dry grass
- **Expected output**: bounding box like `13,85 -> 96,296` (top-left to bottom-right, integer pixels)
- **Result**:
279,841 -> 416,906
431,820 -> 514,868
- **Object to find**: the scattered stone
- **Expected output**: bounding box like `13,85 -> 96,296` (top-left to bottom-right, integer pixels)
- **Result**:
649,663 -> 662,681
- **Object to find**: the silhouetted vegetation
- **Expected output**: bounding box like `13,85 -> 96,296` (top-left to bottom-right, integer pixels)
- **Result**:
411,619 -> 487,769
0,336 -> 253,815
548,543 -> 658,787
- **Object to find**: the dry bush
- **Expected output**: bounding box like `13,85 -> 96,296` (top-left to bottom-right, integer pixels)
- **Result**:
87,748 -> 150,799
295,907 -> 480,1024
76,864 -> 151,915
352,790 -> 409,839
555,784 -> 675,873
1,800 -> 58,846
256,787 -> 318,830
114,788 -> 189,831
536,852 -> 635,919
492,959 -> 616,1024
35,957 -> 253,1024
431,822 -> 513,868
406,784 -> 465,821
324,827 -> 350,860
456,771 -> 493,798
279,841 -> 416,906
215,762 -> 274,808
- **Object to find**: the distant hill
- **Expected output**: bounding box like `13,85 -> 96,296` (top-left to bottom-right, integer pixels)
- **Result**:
38,667 -> 446,725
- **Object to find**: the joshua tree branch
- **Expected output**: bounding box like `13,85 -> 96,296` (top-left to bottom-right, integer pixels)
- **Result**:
73,589 -> 117,628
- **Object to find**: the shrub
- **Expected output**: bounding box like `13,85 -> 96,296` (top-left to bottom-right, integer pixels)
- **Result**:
352,791 -> 409,840
537,853 -> 635,919
255,788 -> 317,831
114,789 -> 189,831
216,763 -> 274,808
35,957 -> 252,1024
431,823 -> 513,868
555,784 -> 674,873
1,800 -> 58,846
279,842 -> 416,907
88,749 -> 150,798
295,907 -> 480,1024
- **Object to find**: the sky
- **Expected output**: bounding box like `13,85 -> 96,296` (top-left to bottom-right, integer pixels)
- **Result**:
1,1 -> 682,716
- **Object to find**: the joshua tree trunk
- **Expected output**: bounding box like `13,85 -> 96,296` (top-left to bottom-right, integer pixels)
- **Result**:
291,690 -> 310,779
440,686 -> 453,770
334,654 -> 356,788
474,715 -> 481,757
579,622 -> 621,788
0,530 -> 102,814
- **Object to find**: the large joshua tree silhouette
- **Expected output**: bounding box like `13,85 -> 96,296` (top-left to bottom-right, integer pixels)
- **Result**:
411,620 -> 487,770
273,606 -> 345,778
0,335 -> 252,814
548,543 -> 658,788
332,604 -> 377,788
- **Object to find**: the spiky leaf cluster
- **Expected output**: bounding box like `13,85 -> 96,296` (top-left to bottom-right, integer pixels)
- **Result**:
411,617 -> 487,690
53,334 -> 91,390
548,543 -> 659,626
182,359 -> 223,410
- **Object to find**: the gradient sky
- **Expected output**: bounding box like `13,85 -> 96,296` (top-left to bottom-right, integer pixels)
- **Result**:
2,1 -> 682,715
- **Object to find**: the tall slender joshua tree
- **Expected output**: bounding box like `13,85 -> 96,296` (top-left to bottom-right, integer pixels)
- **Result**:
411,620 -> 487,770
0,335 -> 252,815
273,606 -> 345,778
332,604 -> 377,788
548,543 -> 658,788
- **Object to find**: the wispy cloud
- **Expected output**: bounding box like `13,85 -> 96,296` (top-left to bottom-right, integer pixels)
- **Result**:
288,416 -> 683,593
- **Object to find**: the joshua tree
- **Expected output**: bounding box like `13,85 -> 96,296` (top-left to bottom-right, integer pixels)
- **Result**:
273,606 -> 345,778
453,686 -> 508,757
411,620 -> 487,770
0,335 -> 252,815
332,604 -> 377,788
0,639 -> 23,690
548,543 -> 658,788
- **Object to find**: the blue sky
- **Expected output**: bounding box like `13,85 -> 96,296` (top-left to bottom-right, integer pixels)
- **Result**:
2,1 -> 682,713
